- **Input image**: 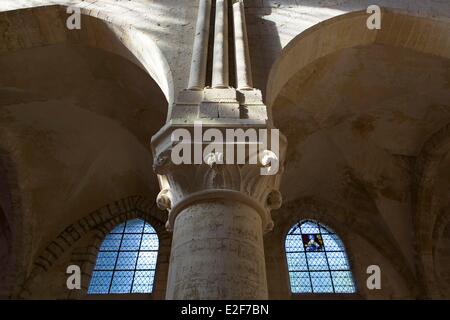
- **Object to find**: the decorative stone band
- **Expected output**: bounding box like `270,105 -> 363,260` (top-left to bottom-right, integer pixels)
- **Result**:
159,188 -> 278,233
152,121 -> 286,236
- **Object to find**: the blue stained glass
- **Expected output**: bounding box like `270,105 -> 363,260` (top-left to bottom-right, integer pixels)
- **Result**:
319,224 -> 332,234
285,236 -> 301,252
120,234 -> 141,250
287,252 -> 307,270
288,225 -> 302,235
100,234 -> 122,251
322,234 -> 342,251
332,271 -> 354,286
141,234 -> 159,250
326,251 -> 350,270
110,223 -> 125,234
116,251 -> 138,270
88,271 -> 113,294
300,221 -> 320,234
306,251 -> 328,271
143,224 -> 156,233
286,220 -> 356,294
94,252 -> 118,270
310,271 -> 333,293
132,271 -> 155,293
290,272 -> 312,293
137,251 -> 158,270
125,219 -> 144,233
88,219 -> 159,295
110,271 -> 134,293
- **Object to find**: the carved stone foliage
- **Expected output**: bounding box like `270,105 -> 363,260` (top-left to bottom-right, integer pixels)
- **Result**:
155,161 -> 285,233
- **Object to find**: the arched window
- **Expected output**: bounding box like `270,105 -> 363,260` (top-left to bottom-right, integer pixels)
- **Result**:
285,220 -> 356,294
88,219 -> 159,294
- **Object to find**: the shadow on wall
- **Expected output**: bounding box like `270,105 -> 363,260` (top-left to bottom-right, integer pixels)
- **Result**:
262,8 -> 450,299
265,8 -> 450,108
0,4 -> 174,106
0,5 -> 172,297
435,220 -> 450,298
0,205 -> 12,298
0,150 -> 18,299
18,196 -> 170,300
244,4 -> 281,98
265,198 -> 416,299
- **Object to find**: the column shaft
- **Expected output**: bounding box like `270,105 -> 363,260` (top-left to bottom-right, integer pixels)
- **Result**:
188,0 -> 212,90
211,0 -> 229,88
165,200 -> 268,299
233,0 -> 253,90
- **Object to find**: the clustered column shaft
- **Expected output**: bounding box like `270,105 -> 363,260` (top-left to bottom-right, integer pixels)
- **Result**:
211,0 -> 229,88
188,0 -> 212,90
189,0 -> 253,90
233,0 -> 253,90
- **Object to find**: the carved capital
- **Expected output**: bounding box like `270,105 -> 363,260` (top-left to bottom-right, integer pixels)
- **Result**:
266,190 -> 283,210
156,189 -> 172,211
151,88 -> 286,234
155,161 -> 284,233
153,148 -> 173,175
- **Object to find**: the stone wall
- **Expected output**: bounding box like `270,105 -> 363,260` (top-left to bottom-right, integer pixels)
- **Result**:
244,0 -> 450,96
0,0 -> 449,299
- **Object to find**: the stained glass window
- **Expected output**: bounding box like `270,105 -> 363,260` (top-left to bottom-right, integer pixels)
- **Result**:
88,219 -> 159,294
286,220 -> 356,294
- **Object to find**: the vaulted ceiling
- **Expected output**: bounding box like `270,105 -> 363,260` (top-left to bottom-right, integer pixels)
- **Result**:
0,44 -> 167,275
272,43 -> 450,292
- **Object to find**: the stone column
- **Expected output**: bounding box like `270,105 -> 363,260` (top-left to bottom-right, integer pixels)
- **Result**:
151,0 -> 286,301
151,154 -> 285,299
211,0 -> 229,88
233,0 -> 253,90
188,0 -> 212,90
167,199 -> 267,299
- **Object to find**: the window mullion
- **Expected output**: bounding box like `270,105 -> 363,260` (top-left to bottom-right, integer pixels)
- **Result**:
108,221 -> 127,294
302,231 -> 314,293
130,223 -> 145,293
320,223 -> 336,293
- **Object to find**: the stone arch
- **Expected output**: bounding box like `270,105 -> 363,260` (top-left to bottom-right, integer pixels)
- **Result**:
17,195 -> 171,299
0,5 -> 174,105
0,5 -> 174,295
0,203 -> 12,297
70,208 -> 170,300
416,124 -> 450,243
266,8 -> 450,108
265,197 -> 416,299
283,217 -> 360,296
284,198 -> 416,289
414,123 -> 450,297
432,208 -> 450,298
264,7 -> 450,299
0,148 -> 26,298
